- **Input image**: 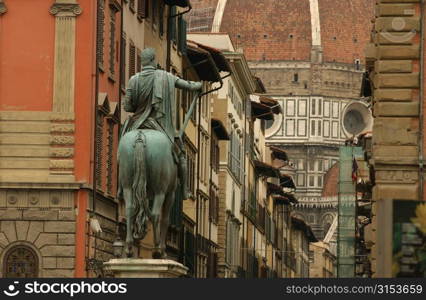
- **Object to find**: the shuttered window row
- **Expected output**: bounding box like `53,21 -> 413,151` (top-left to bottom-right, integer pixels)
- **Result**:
97,0 -> 105,68
129,42 -> 136,79
109,6 -> 117,76
138,0 -> 149,19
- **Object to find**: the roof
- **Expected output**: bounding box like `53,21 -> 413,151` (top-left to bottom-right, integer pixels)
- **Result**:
259,96 -> 282,114
254,160 -> 279,178
188,40 -> 231,73
272,195 -> 290,206
291,217 -> 318,242
188,0 -> 374,64
269,146 -> 288,161
280,173 -> 296,190
164,0 -> 192,8
186,43 -> 221,82
211,118 -> 229,140
251,101 -> 273,121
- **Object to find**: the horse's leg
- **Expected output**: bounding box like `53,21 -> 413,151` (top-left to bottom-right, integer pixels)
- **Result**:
151,193 -> 165,259
159,190 -> 175,259
124,187 -> 136,257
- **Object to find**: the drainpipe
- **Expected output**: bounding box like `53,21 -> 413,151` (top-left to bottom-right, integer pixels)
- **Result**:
91,0 -> 101,268
419,0 -> 425,201
195,92 -> 201,278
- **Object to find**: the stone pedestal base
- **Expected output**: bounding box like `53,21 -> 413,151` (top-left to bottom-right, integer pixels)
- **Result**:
104,259 -> 188,278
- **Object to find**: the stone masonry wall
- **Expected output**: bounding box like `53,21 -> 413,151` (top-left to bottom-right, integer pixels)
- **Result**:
0,191 -> 76,278
369,0 -> 422,277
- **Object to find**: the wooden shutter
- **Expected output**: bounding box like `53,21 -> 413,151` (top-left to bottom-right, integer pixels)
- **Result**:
120,33 -> 126,88
178,16 -> 187,54
129,0 -> 135,11
159,1 -> 164,36
137,0 -> 148,18
109,7 -> 116,75
136,48 -> 142,73
129,42 -> 135,78
169,6 -> 177,42
96,0 -> 105,67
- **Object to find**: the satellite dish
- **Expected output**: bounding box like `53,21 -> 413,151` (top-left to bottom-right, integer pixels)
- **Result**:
342,101 -> 372,137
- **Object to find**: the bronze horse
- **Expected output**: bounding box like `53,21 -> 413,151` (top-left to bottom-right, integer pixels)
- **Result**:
118,129 -> 178,259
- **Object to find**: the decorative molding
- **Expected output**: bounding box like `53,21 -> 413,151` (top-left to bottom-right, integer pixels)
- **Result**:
50,2 -> 82,17
0,0 -> 7,15
50,136 -> 75,145
0,189 -> 74,208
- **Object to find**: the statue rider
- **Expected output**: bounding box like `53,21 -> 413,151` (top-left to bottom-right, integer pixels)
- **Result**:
120,48 -> 202,200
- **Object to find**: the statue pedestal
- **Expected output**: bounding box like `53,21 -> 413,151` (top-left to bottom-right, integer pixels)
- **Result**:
104,258 -> 188,278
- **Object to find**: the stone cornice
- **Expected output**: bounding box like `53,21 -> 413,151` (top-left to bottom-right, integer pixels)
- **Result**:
0,0 -> 7,15
50,1 -> 82,17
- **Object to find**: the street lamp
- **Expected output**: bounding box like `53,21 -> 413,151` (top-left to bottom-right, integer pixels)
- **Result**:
113,237 -> 124,258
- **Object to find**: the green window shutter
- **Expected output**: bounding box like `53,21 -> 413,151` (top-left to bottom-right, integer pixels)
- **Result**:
178,16 -> 187,53
169,6 -> 177,42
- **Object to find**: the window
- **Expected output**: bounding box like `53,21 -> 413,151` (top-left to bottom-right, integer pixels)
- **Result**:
293,73 -> 299,83
178,16 -> 187,54
106,119 -> 116,194
229,131 -> 242,182
308,175 -> 315,187
318,175 -> 323,187
136,48 -> 142,74
170,6 -> 177,43
185,141 -> 196,196
3,246 -> 38,278
225,217 -> 240,267
95,110 -> 104,189
209,184 -> 219,224
137,0 -> 148,19
311,98 -> 323,117
129,0 -> 135,12
152,0 -> 158,24
211,133 -> 220,172
159,1 -> 165,36
109,5 -> 118,76
97,0 -> 105,68
120,33 -> 126,89
128,42 -> 136,78
297,173 -> 305,186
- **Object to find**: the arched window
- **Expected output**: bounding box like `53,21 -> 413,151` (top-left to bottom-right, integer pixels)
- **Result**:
3,246 -> 38,278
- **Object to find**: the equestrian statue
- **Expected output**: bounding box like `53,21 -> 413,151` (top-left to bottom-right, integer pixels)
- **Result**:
117,48 -> 202,259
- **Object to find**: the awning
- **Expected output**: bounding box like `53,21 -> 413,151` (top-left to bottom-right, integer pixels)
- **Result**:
269,146 -> 288,161
280,173 -> 296,189
211,118 -> 229,140
251,101 -> 274,120
186,44 -> 221,82
291,217 -> 318,242
259,96 -> 282,114
254,160 -> 279,178
164,0 -> 191,8
267,182 -> 285,196
273,196 -> 290,205
283,192 -> 298,204
188,40 -> 231,73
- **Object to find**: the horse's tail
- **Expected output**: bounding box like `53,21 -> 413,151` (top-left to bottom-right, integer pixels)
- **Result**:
132,132 -> 150,240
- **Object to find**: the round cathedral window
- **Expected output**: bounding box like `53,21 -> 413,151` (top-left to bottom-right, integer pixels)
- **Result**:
343,109 -> 366,135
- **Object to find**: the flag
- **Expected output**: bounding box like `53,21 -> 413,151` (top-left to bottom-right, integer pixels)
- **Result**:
352,157 -> 358,183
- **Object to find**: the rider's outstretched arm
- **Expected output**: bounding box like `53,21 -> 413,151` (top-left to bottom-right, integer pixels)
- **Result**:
175,78 -> 203,91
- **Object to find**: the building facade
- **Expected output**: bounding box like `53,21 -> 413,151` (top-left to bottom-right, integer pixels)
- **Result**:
187,0 -> 375,243
366,0 -> 425,278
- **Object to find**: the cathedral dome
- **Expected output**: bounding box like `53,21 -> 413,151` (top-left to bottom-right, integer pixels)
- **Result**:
188,0 -> 374,64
